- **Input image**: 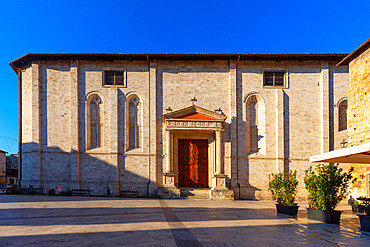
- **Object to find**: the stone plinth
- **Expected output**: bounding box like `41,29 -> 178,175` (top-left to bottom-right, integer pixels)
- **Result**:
211,174 -> 234,200
158,173 -> 180,199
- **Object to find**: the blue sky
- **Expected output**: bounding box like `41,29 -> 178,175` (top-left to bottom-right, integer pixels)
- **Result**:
0,0 -> 369,154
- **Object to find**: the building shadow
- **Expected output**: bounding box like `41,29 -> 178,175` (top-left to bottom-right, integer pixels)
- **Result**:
20,142 -> 157,198
0,205 -> 294,227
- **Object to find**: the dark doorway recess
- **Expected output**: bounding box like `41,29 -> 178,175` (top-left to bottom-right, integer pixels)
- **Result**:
178,139 -> 208,188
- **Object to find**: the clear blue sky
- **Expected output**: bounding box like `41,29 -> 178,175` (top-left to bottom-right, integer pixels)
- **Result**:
0,0 -> 369,154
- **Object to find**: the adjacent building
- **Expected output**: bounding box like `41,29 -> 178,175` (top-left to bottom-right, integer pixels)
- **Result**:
10,53 -> 349,199
0,150 -> 7,184
6,154 -> 18,184
311,38 -> 370,198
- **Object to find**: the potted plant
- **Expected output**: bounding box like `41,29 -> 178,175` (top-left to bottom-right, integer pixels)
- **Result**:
351,200 -> 366,213
357,197 -> 370,231
304,164 -> 353,224
268,170 -> 299,216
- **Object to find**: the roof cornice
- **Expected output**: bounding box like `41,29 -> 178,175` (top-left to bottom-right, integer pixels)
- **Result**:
9,53 -> 349,73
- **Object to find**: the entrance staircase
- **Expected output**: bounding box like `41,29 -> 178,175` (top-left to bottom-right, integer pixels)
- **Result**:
180,188 -> 210,199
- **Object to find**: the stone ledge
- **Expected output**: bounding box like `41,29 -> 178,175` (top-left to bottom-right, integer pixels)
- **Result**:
210,188 -> 234,200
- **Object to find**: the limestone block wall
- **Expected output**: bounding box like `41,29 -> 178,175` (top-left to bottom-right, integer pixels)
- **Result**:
18,56 -> 348,199
21,63 -> 42,188
332,64 -> 349,150
20,60 -> 158,196
348,46 -> 370,197
348,47 -> 370,145
77,61 -> 157,196
156,60 -> 231,186
234,60 -> 348,200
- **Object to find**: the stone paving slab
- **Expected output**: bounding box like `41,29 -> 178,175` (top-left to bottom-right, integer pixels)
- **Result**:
0,195 -> 369,246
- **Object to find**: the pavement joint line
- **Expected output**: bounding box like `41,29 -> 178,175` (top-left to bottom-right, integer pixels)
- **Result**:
159,200 -> 202,247
0,211 -> 164,221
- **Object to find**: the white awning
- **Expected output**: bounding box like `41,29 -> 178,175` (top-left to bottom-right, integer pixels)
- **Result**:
309,142 -> 370,164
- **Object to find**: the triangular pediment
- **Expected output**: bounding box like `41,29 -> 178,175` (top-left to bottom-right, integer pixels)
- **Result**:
163,105 -> 226,121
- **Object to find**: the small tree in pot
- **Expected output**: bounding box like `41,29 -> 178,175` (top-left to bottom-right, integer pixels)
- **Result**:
269,170 -> 299,216
304,164 -> 353,224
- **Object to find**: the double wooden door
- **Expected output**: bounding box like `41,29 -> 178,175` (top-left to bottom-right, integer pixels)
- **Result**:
178,139 -> 208,188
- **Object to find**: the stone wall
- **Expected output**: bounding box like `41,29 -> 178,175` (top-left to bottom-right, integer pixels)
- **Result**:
19,57 -> 349,199
348,46 -> 370,197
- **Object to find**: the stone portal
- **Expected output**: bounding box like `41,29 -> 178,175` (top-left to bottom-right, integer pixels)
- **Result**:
158,104 -> 234,200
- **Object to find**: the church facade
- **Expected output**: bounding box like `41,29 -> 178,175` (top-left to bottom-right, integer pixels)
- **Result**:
10,53 -> 349,199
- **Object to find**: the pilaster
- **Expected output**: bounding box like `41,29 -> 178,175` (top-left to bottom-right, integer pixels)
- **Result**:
148,60 -> 157,191
31,61 -> 42,188
110,88 -> 119,195
320,62 -> 330,153
70,60 -> 80,189
228,60 -> 237,159
160,128 -> 179,198
276,89 -> 285,173
215,130 -> 223,175
165,130 -> 172,174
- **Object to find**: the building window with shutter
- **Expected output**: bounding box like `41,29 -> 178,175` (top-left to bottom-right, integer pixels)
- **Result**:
263,71 -> 286,87
103,71 -> 125,86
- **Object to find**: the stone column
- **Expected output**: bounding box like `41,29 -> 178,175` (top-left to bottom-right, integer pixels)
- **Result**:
215,130 -> 223,175
211,129 -> 234,199
159,129 -> 179,198
165,130 -> 172,173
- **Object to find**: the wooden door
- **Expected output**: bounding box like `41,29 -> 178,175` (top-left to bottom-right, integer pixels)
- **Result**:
178,139 -> 208,188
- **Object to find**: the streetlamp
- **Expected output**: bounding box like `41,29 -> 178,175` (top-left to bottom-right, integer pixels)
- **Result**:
340,139 -> 348,148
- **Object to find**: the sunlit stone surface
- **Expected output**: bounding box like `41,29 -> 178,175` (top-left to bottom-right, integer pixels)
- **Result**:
0,195 -> 369,246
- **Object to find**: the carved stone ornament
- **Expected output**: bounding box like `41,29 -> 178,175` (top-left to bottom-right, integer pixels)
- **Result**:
163,105 -> 226,130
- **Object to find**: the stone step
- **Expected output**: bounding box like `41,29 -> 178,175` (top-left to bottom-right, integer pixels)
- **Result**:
180,188 -> 210,199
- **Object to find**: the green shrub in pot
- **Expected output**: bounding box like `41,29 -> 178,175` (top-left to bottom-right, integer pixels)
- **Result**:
268,170 -> 298,206
304,164 -> 353,211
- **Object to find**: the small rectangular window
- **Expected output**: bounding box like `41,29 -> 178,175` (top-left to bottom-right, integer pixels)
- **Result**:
104,71 -> 124,86
263,71 -> 286,87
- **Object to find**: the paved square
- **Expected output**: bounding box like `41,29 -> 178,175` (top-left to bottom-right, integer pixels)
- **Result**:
0,195 -> 369,246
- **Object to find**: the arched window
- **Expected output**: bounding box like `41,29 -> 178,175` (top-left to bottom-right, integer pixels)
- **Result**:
249,97 -> 258,152
128,96 -> 142,150
90,97 -> 102,149
338,99 -> 347,131
246,94 -> 266,154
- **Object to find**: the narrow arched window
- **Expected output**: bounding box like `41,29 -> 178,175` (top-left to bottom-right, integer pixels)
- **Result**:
338,100 -> 347,131
90,97 -> 102,148
249,97 -> 258,152
128,97 -> 141,150
246,94 -> 266,155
